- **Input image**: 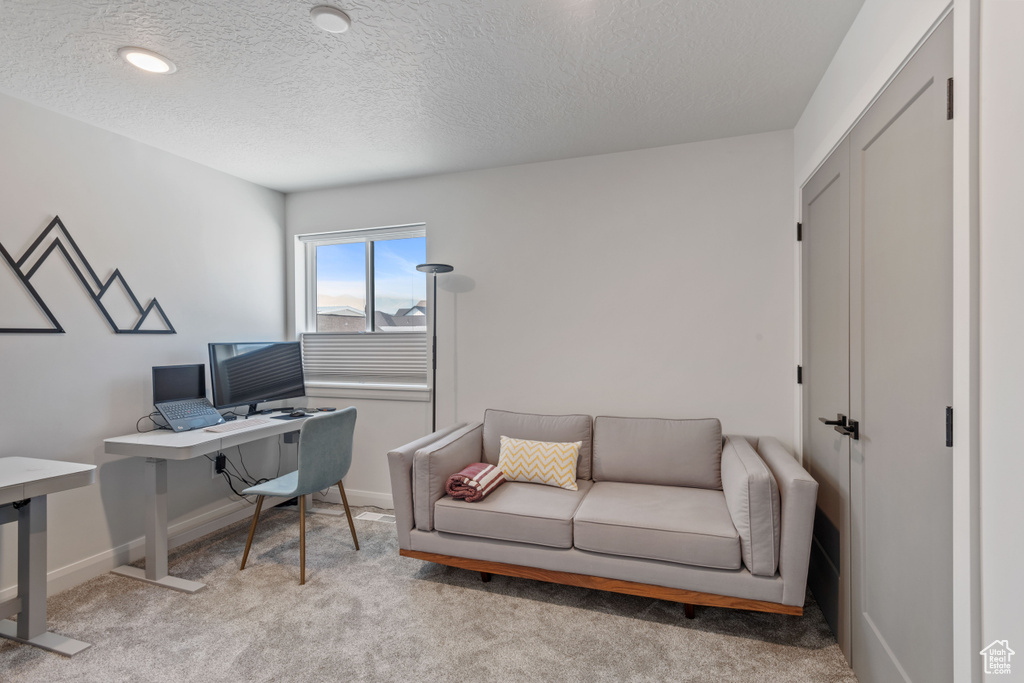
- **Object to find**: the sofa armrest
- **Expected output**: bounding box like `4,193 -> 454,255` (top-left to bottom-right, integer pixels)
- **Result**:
412,422 -> 484,532
721,436 -> 781,577
756,437 -> 819,606
386,424 -> 467,550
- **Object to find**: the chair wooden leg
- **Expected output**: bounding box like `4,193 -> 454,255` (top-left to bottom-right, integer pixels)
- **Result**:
684,603 -> 695,619
337,481 -> 360,551
299,494 -> 306,585
240,495 -> 265,570
480,572 -> 492,583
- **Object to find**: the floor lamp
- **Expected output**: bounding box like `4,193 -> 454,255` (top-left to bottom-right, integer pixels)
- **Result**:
416,263 -> 454,433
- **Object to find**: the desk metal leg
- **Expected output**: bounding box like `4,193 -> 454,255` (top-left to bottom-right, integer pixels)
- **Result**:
110,458 -> 205,593
18,496 -> 46,639
0,496 -> 91,656
145,457 -> 168,581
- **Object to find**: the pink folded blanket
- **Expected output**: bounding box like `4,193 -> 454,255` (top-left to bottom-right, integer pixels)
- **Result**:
445,463 -> 507,502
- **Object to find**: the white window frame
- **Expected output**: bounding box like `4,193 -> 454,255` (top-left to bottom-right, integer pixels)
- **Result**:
299,223 -> 426,333
296,223 -> 429,401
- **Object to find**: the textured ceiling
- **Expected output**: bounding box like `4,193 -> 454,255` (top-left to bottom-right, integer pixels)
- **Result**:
0,1 -> 863,192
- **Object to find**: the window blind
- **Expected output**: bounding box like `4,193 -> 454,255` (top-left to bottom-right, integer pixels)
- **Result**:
301,332 -> 428,387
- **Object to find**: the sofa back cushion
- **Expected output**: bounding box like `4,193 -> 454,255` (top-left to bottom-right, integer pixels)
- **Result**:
592,416 -> 723,489
483,410 -> 593,480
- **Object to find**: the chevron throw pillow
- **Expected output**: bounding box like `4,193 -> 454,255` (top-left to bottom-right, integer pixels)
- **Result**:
497,436 -> 580,491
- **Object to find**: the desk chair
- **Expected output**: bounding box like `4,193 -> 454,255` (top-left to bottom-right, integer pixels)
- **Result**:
239,407 -> 359,584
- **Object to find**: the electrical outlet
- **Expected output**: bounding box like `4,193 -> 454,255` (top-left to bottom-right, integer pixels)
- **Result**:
212,453 -> 227,479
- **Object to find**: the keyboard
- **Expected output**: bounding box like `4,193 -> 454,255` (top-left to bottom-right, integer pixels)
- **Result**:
204,417 -> 272,433
161,399 -> 219,420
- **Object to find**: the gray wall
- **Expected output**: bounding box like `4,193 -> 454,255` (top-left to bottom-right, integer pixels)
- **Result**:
287,130 -> 796,502
0,92 -> 287,595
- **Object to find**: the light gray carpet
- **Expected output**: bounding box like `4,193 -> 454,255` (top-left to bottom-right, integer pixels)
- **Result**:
0,504 -> 856,682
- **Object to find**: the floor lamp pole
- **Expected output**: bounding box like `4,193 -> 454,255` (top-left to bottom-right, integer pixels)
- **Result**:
416,263 -> 454,433
430,272 -> 438,432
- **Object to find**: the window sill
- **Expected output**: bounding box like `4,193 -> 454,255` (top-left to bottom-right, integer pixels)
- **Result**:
304,381 -> 430,402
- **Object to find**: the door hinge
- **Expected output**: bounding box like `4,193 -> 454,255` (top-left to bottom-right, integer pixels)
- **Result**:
797,222 -> 803,242
797,365 -> 803,384
946,406 -> 953,447
947,78 -> 954,120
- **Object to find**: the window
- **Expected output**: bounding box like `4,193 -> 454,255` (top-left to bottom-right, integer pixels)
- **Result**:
297,225 -> 429,395
310,229 -> 426,333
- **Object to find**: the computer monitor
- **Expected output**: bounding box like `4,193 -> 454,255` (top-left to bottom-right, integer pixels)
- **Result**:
208,342 -> 305,415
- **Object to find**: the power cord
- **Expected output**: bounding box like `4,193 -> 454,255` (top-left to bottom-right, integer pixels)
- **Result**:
203,433 -> 297,503
204,453 -> 255,501
221,471 -> 253,500
235,445 -> 260,483
137,412 -> 170,433
205,447 -> 274,503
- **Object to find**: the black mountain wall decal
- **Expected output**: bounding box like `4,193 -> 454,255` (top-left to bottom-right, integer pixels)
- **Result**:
0,216 -> 176,334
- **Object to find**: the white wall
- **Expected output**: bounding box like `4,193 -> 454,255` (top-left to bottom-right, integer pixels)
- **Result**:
288,130 -> 796,502
794,0 -> 952,186
307,396 -> 430,509
979,0 -> 1024,671
0,92 -> 286,595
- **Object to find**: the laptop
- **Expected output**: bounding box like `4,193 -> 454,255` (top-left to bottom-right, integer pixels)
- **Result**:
153,364 -> 225,432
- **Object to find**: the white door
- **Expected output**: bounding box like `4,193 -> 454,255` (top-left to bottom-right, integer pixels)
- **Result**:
848,16 -> 953,683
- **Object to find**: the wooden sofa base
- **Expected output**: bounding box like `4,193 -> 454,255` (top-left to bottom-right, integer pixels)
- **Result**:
400,549 -> 802,617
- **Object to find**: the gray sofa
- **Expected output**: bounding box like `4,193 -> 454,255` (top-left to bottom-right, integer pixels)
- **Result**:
386,409 -> 818,616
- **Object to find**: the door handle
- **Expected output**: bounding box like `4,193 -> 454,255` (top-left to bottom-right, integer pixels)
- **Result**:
818,414 -> 847,427
834,420 -> 859,440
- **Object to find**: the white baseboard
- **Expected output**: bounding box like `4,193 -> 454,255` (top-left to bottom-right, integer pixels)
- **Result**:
314,487 -> 394,510
0,497 -> 290,603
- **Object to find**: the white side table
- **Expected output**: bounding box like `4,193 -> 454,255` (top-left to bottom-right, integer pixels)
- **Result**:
0,456 -> 96,656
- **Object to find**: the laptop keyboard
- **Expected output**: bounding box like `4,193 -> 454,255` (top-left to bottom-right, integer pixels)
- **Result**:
162,399 -> 219,420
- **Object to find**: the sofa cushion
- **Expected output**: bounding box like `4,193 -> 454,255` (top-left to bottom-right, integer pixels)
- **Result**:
592,416 -> 723,489
573,481 -> 741,570
498,436 -> 580,490
721,436 -> 781,576
434,480 -> 593,549
483,409 -> 593,480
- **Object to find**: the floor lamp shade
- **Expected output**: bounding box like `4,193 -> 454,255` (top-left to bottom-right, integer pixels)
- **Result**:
416,263 -> 454,432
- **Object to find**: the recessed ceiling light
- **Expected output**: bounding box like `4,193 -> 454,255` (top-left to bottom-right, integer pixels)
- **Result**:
311,5 -> 351,33
118,47 -> 177,74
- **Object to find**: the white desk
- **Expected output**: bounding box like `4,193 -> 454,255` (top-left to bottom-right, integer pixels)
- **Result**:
0,456 -> 96,656
103,415 -> 312,593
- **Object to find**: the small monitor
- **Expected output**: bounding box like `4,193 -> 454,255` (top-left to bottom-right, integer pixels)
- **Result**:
152,364 -> 206,405
208,342 -> 305,414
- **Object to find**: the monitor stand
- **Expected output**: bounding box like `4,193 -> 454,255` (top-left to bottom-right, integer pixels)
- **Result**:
243,404 -> 275,417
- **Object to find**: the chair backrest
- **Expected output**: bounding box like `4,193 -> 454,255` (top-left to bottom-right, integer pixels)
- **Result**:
294,407 -> 357,495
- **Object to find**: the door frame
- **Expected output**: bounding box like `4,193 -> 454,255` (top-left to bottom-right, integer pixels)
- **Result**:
800,139 -> 852,658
